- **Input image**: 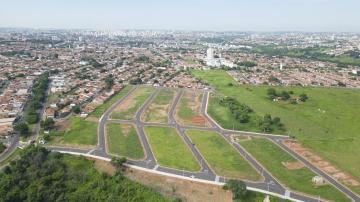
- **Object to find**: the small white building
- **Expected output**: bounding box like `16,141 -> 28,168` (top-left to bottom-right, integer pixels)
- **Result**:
312,176 -> 327,185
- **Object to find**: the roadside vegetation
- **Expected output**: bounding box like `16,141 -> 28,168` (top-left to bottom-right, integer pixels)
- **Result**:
0,143 -> 6,154
90,85 -> 133,118
25,72 -> 49,124
145,126 -> 200,171
240,137 -> 350,201
192,69 -> 360,192
0,146 -> 173,202
0,148 -> 21,168
186,130 -> 261,181
106,123 -> 144,160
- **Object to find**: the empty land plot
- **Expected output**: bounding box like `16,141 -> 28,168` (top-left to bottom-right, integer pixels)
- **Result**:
192,69 -> 360,194
143,89 -> 175,123
90,85 -> 133,118
175,90 -> 207,127
144,126 -> 200,171
106,123 -> 145,160
111,86 -> 154,120
240,137 -> 349,202
186,130 -> 261,181
43,116 -> 98,147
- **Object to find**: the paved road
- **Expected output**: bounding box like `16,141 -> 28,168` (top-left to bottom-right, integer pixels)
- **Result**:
0,134 -> 19,162
12,86 -> 358,202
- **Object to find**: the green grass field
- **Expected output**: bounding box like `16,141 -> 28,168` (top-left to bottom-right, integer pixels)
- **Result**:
143,89 -> 175,123
111,86 -> 154,120
144,126 -> 200,171
45,116 -> 98,146
90,85 -> 133,118
192,70 -> 360,193
240,137 -> 349,201
186,130 -> 261,181
106,123 -> 145,160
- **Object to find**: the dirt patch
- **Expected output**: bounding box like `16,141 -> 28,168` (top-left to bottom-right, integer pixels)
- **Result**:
282,161 -> 305,170
192,115 -> 206,126
86,116 -> 99,123
175,90 -> 209,127
91,158 -> 116,175
124,167 -> 233,202
284,140 -> 360,187
143,103 -> 170,123
233,135 -> 252,142
120,124 -> 132,137
55,119 -> 71,131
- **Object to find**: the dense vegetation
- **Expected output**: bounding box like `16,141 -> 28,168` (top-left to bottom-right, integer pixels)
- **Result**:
0,146 -> 172,202
218,96 -> 284,133
219,97 -> 253,123
248,45 -> 360,67
25,72 -> 50,124
0,143 -> 6,154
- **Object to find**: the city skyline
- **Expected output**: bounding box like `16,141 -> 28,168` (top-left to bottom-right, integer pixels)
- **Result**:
1,0 -> 360,32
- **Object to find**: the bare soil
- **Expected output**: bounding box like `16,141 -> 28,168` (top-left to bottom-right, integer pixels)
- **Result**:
284,140 -> 360,187
282,161 -> 305,170
124,168 -> 233,202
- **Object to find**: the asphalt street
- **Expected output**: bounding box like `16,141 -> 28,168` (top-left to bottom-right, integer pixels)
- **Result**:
2,86 -> 358,202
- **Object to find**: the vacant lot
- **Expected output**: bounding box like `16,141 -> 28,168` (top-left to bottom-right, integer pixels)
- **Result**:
186,130 -> 261,181
44,116 -> 98,147
143,89 -> 175,123
111,86 -> 154,120
240,137 -> 349,202
106,123 -> 145,160
91,85 -> 133,118
192,70 -> 360,193
175,90 -> 207,127
144,126 -> 200,171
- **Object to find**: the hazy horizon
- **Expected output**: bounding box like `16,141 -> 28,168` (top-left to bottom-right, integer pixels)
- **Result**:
1,0 -> 360,32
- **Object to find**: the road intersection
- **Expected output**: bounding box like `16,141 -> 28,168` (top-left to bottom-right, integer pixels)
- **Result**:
2,85 -> 359,202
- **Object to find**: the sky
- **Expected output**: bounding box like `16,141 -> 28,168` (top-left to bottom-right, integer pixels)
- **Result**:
0,0 -> 359,32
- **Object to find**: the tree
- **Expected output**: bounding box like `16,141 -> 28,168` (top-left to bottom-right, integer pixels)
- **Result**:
223,180 -> 248,200
111,157 -> 127,169
43,134 -> 50,141
41,118 -> 55,130
280,91 -> 290,100
72,105 -> 81,114
105,74 -> 114,90
299,93 -> 308,102
267,88 -> 277,99
14,122 -> 29,136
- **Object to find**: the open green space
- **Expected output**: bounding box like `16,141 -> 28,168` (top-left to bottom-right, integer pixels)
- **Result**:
192,69 -> 360,193
144,126 -> 200,171
240,137 -> 349,201
111,86 -> 154,120
90,85 -> 133,118
106,123 -> 144,160
44,116 -> 97,146
143,89 -> 175,123
186,130 -> 260,181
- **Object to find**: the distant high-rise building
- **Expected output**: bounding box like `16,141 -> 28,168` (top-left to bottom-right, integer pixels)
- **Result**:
207,47 -> 214,61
